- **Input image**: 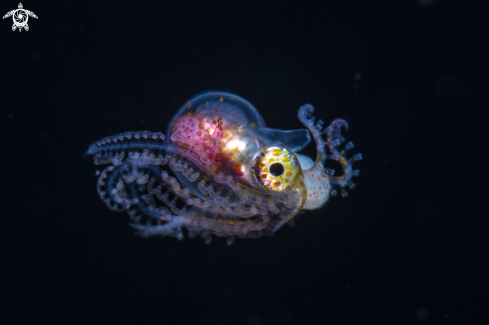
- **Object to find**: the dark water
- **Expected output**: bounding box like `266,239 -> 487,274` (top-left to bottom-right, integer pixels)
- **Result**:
1,0 -> 488,324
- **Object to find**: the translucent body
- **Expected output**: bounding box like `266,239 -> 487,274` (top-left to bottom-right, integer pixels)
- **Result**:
87,91 -> 362,244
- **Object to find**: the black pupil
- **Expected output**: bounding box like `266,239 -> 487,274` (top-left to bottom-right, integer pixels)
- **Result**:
269,163 -> 284,177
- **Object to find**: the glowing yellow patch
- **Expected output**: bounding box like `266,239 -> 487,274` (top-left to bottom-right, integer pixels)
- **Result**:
219,130 -> 248,161
224,139 -> 246,152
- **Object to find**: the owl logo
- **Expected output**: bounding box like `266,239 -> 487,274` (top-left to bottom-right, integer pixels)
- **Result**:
3,3 -> 38,32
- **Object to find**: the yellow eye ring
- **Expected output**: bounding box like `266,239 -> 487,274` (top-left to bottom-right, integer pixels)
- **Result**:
251,146 -> 301,192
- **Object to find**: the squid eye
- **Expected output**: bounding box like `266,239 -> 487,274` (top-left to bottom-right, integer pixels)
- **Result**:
251,146 -> 301,192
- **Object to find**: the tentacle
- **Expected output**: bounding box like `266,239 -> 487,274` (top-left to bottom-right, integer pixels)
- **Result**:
323,119 -> 362,197
97,162 -> 178,221
297,104 -> 327,172
130,217 -> 189,241
87,131 -> 167,165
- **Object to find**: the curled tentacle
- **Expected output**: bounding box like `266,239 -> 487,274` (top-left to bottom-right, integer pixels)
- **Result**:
324,119 -> 362,197
298,104 -> 327,172
324,119 -> 348,153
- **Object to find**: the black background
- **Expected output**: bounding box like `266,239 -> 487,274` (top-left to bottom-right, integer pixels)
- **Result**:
1,0 -> 488,324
